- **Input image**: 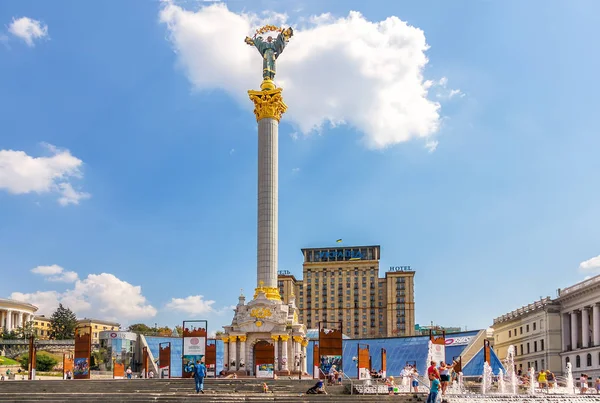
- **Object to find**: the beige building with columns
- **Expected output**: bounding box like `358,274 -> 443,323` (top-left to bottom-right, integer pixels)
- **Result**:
0,298 -> 38,334
492,297 -> 562,375
558,274 -> 600,378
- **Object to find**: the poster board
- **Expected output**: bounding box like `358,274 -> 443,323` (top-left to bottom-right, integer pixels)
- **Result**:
182,320 -> 207,379
74,326 -> 92,380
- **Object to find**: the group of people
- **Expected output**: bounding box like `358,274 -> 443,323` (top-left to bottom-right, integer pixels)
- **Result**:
579,373 -> 600,394
427,360 -> 459,403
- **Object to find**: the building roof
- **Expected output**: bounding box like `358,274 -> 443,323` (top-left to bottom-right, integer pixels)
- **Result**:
77,317 -> 120,327
492,297 -> 557,325
0,298 -> 38,312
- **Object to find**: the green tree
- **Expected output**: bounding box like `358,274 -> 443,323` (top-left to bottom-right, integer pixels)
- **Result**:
50,304 -> 78,340
20,352 -> 59,372
127,323 -> 152,334
1,330 -> 18,340
15,321 -> 37,340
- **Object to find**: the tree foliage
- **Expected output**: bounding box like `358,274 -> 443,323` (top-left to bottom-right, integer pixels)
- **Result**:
127,323 -> 177,336
50,304 -> 78,340
19,352 -> 59,372
15,321 -> 36,340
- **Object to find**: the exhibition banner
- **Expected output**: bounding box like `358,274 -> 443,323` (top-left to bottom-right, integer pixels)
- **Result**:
182,320 -> 207,379
74,326 -> 92,380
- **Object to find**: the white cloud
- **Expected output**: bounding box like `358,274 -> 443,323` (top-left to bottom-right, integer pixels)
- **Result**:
165,295 -> 216,315
289,132 -> 298,141
8,17 -> 48,47
229,148 -> 235,155
425,140 -> 438,153
579,255 -> 600,274
0,144 -> 90,206
11,291 -> 61,315
31,264 -> 64,276
435,76 -> 464,99
160,3 -> 446,149
292,167 -> 300,173
12,272 -> 157,321
31,264 -> 78,283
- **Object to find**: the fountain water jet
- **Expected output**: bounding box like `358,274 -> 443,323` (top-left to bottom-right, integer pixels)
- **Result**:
498,368 -> 505,394
529,366 -> 535,395
482,361 -> 493,395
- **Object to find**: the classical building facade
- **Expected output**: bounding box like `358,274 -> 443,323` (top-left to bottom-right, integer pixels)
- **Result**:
0,298 -> 38,333
77,318 -> 121,344
557,275 -> 600,378
277,245 -> 416,338
33,315 -> 52,339
492,297 -> 562,375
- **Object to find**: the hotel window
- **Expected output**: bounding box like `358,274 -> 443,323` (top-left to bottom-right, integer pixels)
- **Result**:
509,330 -> 511,337
587,354 -> 592,367
527,343 -> 530,354
534,341 -> 537,352
533,322 -> 536,331
541,339 -> 544,351
520,326 -> 523,334
526,324 -> 529,332
576,355 -> 581,368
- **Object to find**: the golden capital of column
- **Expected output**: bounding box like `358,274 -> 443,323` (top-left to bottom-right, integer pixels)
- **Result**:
301,339 -> 309,347
293,336 -> 303,344
271,335 -> 280,342
279,335 -> 290,342
248,84 -> 287,122
222,336 -> 230,343
253,282 -> 282,301
238,335 -> 247,342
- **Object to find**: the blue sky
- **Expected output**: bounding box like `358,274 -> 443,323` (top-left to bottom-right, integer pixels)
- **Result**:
1,0 -> 600,333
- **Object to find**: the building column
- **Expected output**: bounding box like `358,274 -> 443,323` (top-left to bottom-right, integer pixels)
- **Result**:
238,335 -> 247,372
229,336 -> 237,371
0,310 -> 5,331
222,337 -> 230,372
563,313 -> 571,351
280,335 -> 289,371
571,311 -> 579,349
301,342 -> 308,374
593,305 -> 600,347
582,308 -> 590,348
271,335 -> 279,371
17,312 -> 24,330
6,309 -> 12,331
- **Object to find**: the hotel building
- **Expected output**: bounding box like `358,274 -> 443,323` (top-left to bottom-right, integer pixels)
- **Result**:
277,245 -> 416,338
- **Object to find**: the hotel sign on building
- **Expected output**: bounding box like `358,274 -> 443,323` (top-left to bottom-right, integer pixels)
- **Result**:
277,245 -> 416,339
303,246 -> 379,263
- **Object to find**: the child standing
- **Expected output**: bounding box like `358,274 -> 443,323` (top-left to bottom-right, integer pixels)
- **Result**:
427,377 -> 441,403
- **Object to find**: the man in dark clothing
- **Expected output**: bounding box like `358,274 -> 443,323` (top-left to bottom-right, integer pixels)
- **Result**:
192,360 -> 207,394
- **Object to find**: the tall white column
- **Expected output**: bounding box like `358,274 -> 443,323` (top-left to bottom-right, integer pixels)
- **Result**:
229,337 -> 237,371
593,305 -> 600,347
582,308 -> 590,348
280,336 -> 289,371
239,336 -> 246,372
6,310 -> 12,331
0,310 -> 5,330
563,313 -> 571,351
301,344 -> 307,374
271,336 -> 279,371
223,339 -> 230,372
17,312 -> 23,329
256,117 -> 279,290
571,311 -> 579,349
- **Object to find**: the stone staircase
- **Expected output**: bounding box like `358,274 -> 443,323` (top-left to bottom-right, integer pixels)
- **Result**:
0,378 -> 427,402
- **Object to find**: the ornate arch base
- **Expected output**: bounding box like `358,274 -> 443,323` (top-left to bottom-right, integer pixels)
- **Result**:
222,291 -> 307,377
